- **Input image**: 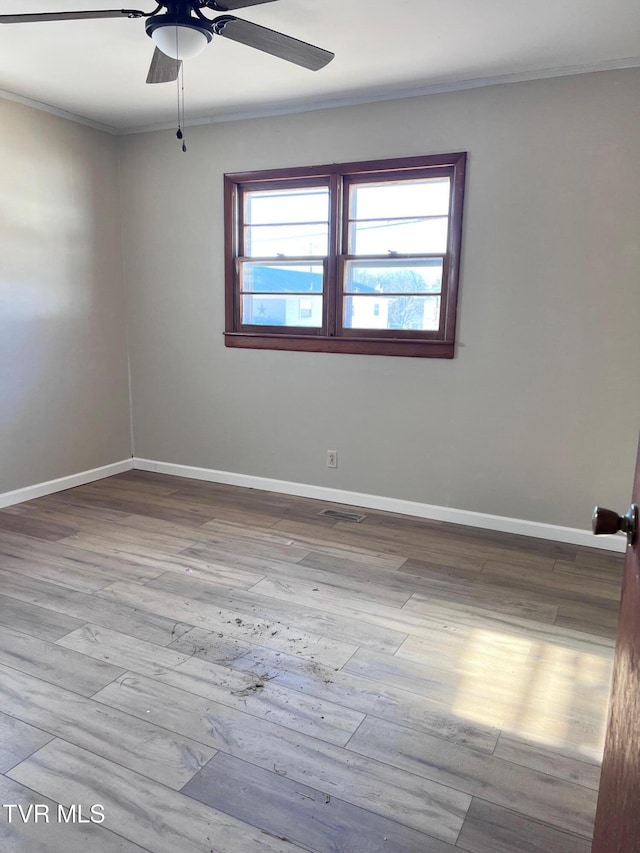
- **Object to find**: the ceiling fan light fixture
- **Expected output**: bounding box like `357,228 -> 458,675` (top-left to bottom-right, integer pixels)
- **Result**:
146,16 -> 213,60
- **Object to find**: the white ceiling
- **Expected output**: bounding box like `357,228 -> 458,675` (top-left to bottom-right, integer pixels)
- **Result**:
0,0 -> 639,132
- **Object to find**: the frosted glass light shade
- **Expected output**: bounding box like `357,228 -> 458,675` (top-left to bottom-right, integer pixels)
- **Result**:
152,24 -> 210,59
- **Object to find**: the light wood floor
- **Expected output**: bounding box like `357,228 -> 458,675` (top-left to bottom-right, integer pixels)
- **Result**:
0,471 -> 624,852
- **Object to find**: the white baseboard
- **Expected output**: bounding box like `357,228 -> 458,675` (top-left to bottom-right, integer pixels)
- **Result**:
133,457 -> 626,553
1,455 -> 623,553
0,459 -> 134,509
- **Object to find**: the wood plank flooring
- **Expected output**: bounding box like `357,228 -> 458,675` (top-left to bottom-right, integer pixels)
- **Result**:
0,471 -> 624,852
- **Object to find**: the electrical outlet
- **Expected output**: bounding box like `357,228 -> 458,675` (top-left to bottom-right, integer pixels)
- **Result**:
327,450 -> 338,469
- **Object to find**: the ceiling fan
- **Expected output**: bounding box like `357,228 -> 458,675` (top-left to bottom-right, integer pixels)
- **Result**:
0,1 -> 335,84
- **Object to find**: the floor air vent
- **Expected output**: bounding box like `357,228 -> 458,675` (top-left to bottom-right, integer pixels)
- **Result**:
319,509 -> 366,522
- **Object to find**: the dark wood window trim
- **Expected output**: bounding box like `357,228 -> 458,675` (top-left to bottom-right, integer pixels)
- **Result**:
224,153 -> 466,358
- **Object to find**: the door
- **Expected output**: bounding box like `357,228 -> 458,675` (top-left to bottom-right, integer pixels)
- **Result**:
591,437 -> 640,852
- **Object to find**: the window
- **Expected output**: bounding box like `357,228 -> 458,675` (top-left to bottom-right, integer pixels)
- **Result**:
224,153 -> 466,358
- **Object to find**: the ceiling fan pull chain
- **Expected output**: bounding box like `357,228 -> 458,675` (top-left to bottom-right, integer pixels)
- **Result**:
181,60 -> 187,152
174,25 -> 183,150
173,24 -> 187,152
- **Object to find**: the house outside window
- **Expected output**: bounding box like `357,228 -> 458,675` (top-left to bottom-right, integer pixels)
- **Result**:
224,153 -> 466,358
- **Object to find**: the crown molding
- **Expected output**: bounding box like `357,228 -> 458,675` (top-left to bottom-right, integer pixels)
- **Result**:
0,87 -> 118,134
121,54 -> 640,135
2,54 -> 640,137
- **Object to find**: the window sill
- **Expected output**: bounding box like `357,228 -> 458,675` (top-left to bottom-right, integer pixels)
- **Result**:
224,332 -> 455,358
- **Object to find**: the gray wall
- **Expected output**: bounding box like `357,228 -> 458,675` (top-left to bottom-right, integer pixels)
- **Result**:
119,69 -> 640,529
0,99 -> 132,493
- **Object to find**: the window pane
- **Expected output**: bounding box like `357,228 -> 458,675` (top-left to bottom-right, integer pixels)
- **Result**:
344,259 -> 443,295
350,216 -> 448,255
242,294 -> 322,327
246,187 -> 329,225
245,223 -> 328,257
240,262 -> 324,294
226,153 -> 466,355
344,295 -> 441,331
351,178 -> 450,219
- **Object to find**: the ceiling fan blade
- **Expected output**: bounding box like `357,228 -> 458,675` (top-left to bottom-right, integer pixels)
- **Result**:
206,0 -> 278,9
214,16 -> 334,71
146,47 -> 182,84
0,9 -> 145,24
